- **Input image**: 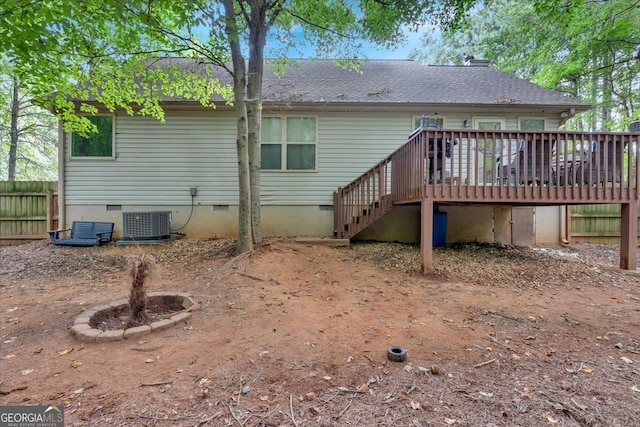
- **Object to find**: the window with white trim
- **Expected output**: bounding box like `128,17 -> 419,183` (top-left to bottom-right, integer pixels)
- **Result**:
412,115 -> 444,130
70,115 -> 115,158
519,118 -> 545,130
261,116 -> 317,171
473,118 -> 504,130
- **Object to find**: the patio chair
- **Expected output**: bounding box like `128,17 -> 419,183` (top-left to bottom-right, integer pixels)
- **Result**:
48,221 -> 115,246
575,139 -> 627,185
513,138 -> 556,185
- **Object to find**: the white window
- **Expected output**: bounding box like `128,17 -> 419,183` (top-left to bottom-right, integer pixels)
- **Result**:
519,118 -> 545,131
412,115 -> 444,130
473,118 -> 505,130
261,116 -> 317,171
70,115 -> 115,159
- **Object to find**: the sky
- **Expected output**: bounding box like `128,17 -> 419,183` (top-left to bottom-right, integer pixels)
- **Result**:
358,29 -> 427,60
277,23 -> 437,61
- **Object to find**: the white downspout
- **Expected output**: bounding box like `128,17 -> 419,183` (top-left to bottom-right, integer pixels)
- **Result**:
560,206 -> 570,245
57,121 -> 66,229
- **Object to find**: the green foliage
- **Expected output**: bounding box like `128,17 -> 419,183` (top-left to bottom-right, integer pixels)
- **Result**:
414,0 -> 640,131
1,0 -> 479,249
3,0 -> 479,126
0,60 -> 57,181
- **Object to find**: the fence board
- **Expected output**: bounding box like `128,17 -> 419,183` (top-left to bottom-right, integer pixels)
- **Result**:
571,204 -> 640,243
0,181 -> 58,245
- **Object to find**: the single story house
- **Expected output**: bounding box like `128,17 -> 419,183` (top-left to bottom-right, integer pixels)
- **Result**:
58,58 -> 598,247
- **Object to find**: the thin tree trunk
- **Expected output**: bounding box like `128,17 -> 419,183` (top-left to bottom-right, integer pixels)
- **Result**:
9,74 -> 19,181
223,0 -> 252,253
247,3 -> 269,245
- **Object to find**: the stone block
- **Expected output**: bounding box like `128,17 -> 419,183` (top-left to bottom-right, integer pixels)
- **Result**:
96,329 -> 124,342
170,312 -> 192,323
74,315 -> 92,325
123,325 -> 151,339
70,323 -> 92,335
150,318 -> 176,331
74,327 -> 101,343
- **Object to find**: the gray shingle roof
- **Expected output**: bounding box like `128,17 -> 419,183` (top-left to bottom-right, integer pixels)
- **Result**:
153,58 -> 589,109
259,59 -> 587,107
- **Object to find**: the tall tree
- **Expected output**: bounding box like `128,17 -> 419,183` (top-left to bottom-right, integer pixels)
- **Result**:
0,64 -> 58,181
412,0 -> 640,131
3,0 -> 476,253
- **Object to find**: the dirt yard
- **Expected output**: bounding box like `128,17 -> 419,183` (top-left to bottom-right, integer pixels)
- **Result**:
1,238 -> 639,426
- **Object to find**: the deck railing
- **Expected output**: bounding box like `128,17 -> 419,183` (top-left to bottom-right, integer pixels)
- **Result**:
334,129 -> 639,239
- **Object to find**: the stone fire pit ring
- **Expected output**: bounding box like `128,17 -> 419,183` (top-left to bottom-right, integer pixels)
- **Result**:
70,292 -> 199,343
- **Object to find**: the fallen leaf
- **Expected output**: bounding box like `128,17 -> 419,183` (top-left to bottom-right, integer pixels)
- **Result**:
444,418 -> 456,425
259,395 -> 269,401
544,414 -> 559,424
527,315 -> 537,322
479,391 -> 493,398
145,359 -> 155,363
160,384 -> 172,393
621,356 -> 633,364
520,388 -> 532,399
73,388 -> 85,395
322,376 -> 332,381
2,354 -> 16,360
59,348 -> 74,356
582,367 -> 594,374
241,385 -> 250,394
199,378 -> 210,386
21,369 -> 34,375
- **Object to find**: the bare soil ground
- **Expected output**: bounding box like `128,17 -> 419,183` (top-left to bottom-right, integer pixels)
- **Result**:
1,238 -> 639,427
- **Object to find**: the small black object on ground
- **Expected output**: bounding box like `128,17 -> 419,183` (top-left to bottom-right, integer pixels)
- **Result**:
387,346 -> 407,362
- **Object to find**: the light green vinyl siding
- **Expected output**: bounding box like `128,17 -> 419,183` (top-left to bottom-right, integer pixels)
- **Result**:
64,112 -> 238,205
63,111 -> 563,206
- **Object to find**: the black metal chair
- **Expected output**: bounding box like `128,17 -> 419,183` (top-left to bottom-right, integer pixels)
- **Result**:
575,139 -> 627,185
512,139 -> 556,185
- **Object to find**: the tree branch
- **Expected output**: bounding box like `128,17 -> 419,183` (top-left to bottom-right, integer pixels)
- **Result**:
283,9 -> 352,39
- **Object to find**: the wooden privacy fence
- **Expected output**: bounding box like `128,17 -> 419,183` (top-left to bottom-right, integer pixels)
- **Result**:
570,204 -> 640,243
0,181 -> 58,246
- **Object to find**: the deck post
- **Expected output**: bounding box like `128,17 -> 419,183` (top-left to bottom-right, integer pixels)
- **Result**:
620,201 -> 638,270
421,199 -> 434,274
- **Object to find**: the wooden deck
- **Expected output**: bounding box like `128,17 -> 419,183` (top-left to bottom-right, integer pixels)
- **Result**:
334,129 -> 639,273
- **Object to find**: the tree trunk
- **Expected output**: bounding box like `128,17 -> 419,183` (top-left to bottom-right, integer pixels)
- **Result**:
223,0 -> 252,253
247,3 -> 269,246
9,74 -> 19,181
601,52 -> 614,131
